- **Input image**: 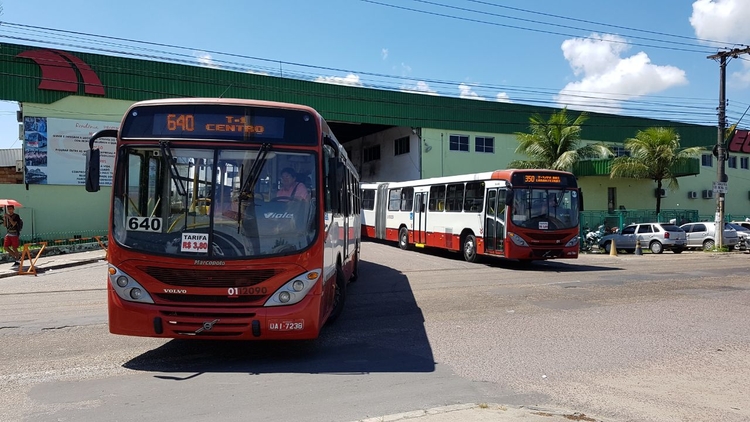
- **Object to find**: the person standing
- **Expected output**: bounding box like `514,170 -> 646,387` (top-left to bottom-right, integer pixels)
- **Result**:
3,205 -> 23,267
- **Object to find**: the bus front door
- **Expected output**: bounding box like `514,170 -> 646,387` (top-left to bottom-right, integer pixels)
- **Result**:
484,188 -> 506,253
413,192 -> 428,246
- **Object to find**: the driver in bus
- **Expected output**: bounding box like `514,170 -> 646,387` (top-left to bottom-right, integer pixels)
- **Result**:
275,167 -> 309,201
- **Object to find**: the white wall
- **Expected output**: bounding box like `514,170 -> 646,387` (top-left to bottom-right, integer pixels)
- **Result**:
344,127 -> 421,182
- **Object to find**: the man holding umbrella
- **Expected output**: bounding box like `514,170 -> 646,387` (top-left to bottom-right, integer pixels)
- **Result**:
2,204 -> 23,267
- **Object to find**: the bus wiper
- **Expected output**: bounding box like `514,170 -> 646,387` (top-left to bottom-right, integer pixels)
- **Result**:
160,140 -> 187,196
238,143 -> 272,200
236,143 -> 272,226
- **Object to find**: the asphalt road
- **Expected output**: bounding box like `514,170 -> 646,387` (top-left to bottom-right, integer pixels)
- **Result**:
1,243 -> 749,422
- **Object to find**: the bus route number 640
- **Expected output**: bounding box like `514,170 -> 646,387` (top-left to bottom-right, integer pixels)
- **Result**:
127,216 -> 162,232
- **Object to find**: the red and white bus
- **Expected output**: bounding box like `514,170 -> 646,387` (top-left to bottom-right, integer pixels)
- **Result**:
361,169 -> 582,262
85,98 -> 361,340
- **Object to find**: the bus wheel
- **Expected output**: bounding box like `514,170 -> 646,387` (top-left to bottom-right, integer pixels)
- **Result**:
398,227 -> 410,250
463,234 -> 478,262
328,266 -> 347,323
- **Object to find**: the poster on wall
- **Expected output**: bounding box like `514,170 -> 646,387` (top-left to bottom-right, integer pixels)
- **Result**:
23,116 -> 118,186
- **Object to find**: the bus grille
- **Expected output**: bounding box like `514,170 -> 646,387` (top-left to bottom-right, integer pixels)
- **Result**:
525,232 -> 570,242
140,267 -> 279,287
154,294 -> 266,304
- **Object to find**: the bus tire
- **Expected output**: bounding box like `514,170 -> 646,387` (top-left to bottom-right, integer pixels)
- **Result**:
328,265 -> 347,323
398,227 -> 410,250
463,233 -> 478,263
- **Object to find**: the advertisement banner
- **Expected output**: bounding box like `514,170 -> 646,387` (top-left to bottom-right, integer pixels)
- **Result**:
24,116 -> 118,186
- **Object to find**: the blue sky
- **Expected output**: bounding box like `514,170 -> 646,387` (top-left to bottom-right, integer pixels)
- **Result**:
2,0 -> 750,149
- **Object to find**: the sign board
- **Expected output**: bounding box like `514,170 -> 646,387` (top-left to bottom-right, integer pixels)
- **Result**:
712,181 -> 727,194
23,116 -> 118,186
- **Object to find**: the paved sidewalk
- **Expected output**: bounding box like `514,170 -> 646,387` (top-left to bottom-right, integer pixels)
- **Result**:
0,248 -> 106,278
355,403 -> 607,421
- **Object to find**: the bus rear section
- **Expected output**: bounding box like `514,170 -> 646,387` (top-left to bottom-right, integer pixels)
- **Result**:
86,98 -> 360,340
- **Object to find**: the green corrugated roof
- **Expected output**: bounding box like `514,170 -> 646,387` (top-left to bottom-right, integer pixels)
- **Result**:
0,41 -> 717,147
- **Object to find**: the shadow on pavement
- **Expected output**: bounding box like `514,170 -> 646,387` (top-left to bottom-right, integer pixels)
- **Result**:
123,259 -> 435,376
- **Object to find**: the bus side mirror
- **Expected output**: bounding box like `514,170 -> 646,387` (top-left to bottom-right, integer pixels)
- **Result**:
505,190 -> 514,205
85,129 -> 117,192
85,149 -> 100,192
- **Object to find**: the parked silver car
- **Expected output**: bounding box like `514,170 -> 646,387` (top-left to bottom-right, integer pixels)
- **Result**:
679,222 -> 738,251
598,222 -> 687,254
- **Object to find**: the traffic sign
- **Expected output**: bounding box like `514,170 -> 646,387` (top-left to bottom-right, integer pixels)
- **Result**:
712,181 -> 727,194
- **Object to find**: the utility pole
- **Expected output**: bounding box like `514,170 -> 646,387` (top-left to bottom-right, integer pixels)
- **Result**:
707,47 -> 750,249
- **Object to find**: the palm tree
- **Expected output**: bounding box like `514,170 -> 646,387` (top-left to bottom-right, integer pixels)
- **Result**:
610,127 -> 703,215
508,108 -> 611,171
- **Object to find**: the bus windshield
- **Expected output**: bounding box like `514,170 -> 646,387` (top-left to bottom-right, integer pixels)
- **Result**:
511,188 -> 579,230
113,146 -> 317,258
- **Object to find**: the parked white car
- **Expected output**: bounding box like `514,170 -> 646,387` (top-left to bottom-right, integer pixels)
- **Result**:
598,222 -> 687,254
680,222 -> 738,251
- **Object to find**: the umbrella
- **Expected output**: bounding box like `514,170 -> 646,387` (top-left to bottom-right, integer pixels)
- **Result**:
0,199 -> 22,208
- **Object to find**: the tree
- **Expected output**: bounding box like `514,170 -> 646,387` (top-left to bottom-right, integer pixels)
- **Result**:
609,127 -> 703,215
508,108 -> 611,171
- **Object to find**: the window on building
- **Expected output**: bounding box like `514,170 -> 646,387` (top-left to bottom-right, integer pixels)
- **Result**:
701,153 -> 713,167
728,156 -> 737,169
394,136 -> 410,156
741,156 -> 749,170
364,145 -> 381,163
449,135 -> 469,152
611,146 -> 630,157
475,136 -> 494,153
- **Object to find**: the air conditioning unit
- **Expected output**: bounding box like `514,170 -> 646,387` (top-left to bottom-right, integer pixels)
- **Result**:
702,189 -> 714,199
654,188 -> 666,198
688,191 -> 697,199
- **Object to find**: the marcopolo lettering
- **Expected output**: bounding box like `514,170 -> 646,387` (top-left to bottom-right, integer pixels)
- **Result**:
194,260 -> 225,266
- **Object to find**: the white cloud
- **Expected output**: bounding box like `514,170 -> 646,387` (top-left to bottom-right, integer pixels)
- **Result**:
313,73 -> 364,87
195,52 -> 220,69
495,92 -> 512,103
555,33 -> 687,113
382,48 -> 389,60
690,0 -> 750,86
459,83 -> 486,100
690,0 -> 750,44
400,81 -> 439,96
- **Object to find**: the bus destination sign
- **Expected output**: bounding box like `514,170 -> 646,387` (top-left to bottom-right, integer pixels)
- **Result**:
152,113 -> 285,138
524,174 -> 562,184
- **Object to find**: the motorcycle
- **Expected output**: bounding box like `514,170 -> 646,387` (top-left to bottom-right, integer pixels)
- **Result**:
581,225 -> 606,252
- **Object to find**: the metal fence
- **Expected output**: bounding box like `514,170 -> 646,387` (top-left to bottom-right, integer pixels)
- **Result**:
581,209 -> 750,236
18,230 -> 108,248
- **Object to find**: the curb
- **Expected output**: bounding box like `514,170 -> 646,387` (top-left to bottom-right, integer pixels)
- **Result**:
354,403 -> 606,422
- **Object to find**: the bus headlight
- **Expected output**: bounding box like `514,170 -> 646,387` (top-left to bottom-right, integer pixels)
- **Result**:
265,269 -> 321,307
565,236 -> 579,247
108,265 -> 154,304
508,232 -> 529,247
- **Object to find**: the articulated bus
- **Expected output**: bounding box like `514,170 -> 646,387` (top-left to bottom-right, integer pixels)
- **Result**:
85,98 -> 361,340
361,169 -> 582,262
